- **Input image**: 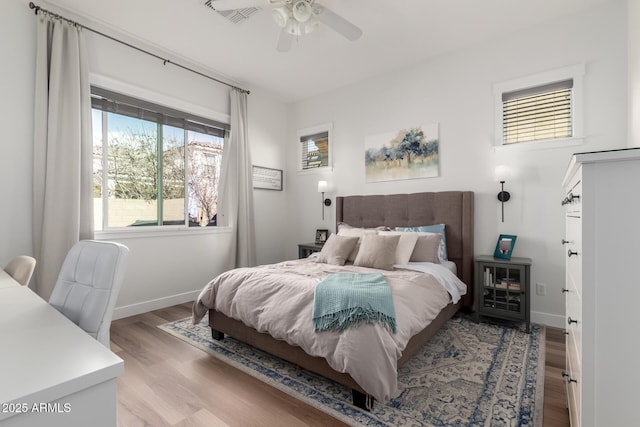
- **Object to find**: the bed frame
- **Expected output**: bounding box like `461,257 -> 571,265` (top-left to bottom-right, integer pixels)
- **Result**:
209,191 -> 474,409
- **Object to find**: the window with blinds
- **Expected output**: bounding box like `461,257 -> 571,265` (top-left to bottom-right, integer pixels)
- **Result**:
91,86 -> 227,230
297,123 -> 332,172
502,79 -> 573,144
300,131 -> 329,170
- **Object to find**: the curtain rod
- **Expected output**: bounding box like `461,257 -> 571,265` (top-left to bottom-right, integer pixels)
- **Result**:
28,1 -> 250,95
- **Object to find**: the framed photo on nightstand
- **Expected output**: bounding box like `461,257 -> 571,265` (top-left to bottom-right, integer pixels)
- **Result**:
494,234 -> 517,260
315,229 -> 329,244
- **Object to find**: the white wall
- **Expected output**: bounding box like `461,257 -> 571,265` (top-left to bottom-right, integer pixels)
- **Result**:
0,1 -> 36,267
629,0 -> 640,147
0,0 -> 288,317
284,1 -> 628,327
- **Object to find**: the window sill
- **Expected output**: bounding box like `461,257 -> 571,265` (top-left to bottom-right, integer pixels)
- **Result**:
493,136 -> 585,153
95,226 -> 233,240
297,166 -> 333,175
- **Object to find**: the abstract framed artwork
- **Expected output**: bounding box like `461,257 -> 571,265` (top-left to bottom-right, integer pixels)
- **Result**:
364,123 -> 439,183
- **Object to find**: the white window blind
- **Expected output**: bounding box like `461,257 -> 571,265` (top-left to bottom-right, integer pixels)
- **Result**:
502,79 -> 573,144
299,131 -> 329,170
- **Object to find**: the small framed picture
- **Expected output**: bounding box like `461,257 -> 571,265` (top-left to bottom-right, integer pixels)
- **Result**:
494,234 -> 517,260
315,229 -> 329,245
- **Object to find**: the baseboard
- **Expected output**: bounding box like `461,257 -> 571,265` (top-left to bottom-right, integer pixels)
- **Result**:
113,290 -> 200,320
531,310 -> 565,329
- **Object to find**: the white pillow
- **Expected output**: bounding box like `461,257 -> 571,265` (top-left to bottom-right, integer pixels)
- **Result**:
378,231 -> 419,265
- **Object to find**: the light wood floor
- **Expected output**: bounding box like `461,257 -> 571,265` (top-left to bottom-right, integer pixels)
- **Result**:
110,303 -> 570,427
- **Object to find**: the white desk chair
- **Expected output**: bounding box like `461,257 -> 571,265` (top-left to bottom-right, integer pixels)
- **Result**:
4,255 -> 36,286
49,240 -> 129,348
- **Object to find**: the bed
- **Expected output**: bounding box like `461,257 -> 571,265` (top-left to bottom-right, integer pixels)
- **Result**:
192,191 -> 474,409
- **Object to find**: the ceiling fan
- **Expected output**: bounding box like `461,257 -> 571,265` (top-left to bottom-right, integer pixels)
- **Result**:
210,0 -> 363,52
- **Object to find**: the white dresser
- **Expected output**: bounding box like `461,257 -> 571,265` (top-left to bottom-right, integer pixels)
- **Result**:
562,148 -> 640,427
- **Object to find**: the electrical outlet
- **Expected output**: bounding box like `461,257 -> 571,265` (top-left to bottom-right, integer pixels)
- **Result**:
536,283 -> 546,296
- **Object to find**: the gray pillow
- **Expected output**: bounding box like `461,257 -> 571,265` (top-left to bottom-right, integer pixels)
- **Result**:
316,234 -> 359,266
353,234 -> 401,271
410,233 -> 442,263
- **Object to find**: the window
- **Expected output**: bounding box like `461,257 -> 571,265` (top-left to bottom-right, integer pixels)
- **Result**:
502,80 -> 572,144
297,123 -> 333,173
494,64 -> 585,147
91,87 -> 228,230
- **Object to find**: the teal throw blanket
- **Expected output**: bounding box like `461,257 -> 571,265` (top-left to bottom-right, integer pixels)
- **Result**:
312,273 -> 397,333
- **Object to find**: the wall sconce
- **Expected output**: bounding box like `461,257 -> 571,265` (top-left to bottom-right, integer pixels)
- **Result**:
318,180 -> 332,220
494,165 -> 512,223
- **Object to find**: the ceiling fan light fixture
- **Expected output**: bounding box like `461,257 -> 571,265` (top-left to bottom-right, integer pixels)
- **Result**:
272,6 -> 289,28
292,1 -> 313,22
304,16 -> 319,34
285,19 -> 302,36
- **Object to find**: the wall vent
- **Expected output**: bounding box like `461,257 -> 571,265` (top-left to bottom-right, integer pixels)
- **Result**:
204,0 -> 261,24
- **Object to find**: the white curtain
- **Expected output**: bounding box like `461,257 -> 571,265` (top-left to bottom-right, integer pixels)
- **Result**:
33,15 -> 93,300
218,89 -> 256,268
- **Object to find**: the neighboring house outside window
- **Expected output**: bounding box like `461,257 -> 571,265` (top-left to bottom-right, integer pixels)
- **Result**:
91,87 -> 227,230
297,123 -> 333,173
494,64 -> 585,148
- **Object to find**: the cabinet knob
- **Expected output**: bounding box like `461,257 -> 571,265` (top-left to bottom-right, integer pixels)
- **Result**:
561,371 -> 578,384
561,192 -> 581,206
567,249 -> 578,257
561,288 -> 569,293
567,193 -> 580,203
563,330 -> 570,335
561,239 -> 570,245
567,316 -> 578,325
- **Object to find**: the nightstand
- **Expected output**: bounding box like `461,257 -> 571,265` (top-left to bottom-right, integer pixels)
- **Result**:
474,255 -> 532,333
298,243 -> 324,259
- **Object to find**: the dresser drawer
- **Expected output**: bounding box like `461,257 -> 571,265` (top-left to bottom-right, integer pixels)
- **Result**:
566,287 -> 582,363
563,168 -> 582,214
566,340 -> 582,427
565,216 -> 582,298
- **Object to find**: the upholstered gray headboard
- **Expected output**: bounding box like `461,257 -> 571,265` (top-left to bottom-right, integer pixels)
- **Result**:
336,191 -> 474,308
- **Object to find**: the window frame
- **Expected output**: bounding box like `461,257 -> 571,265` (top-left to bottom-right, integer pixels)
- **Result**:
297,122 -> 333,174
90,74 -> 231,237
493,64 -> 585,150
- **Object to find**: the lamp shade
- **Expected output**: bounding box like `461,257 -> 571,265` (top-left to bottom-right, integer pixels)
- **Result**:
494,165 -> 512,183
292,1 -> 313,22
272,7 -> 289,28
317,180 -> 328,193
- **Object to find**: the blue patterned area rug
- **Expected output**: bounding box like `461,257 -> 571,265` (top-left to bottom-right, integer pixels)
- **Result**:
159,315 -> 544,427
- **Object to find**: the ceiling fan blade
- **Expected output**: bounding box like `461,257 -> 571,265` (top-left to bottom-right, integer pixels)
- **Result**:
211,0 -> 265,11
276,28 -> 293,52
315,5 -> 362,41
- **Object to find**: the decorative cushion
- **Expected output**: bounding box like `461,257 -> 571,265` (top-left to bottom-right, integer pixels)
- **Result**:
395,224 -> 448,262
409,233 -> 442,263
378,231 -> 419,265
337,226 -> 379,262
353,234 -> 401,271
316,235 -> 359,266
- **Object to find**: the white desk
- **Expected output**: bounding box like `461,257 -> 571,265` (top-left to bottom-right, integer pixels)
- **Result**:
0,283 -> 123,427
0,269 -> 20,289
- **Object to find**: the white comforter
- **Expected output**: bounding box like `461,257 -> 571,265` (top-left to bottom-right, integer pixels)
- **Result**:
192,258 -> 466,402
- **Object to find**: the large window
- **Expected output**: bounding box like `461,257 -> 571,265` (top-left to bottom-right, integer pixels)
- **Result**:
494,64 -> 584,147
91,87 -> 227,230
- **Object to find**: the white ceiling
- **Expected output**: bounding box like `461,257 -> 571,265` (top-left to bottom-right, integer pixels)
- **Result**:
44,0 -> 615,103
